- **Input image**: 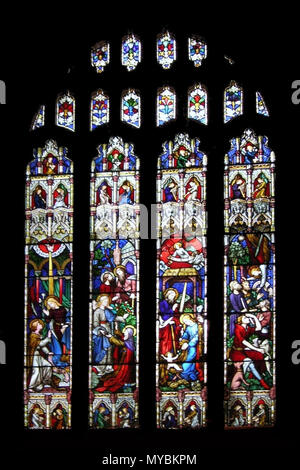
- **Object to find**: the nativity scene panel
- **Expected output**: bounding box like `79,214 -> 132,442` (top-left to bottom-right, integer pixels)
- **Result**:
156,134 -> 208,428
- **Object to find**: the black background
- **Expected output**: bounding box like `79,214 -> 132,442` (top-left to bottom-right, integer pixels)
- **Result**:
0,12 -> 299,464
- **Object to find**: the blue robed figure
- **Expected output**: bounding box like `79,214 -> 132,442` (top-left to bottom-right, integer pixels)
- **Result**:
180,317 -> 199,382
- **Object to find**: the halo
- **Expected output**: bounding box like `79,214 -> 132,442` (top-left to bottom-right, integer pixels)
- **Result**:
122,324 -> 136,336
163,288 -> 179,301
113,265 -> 126,276
179,313 -> 195,325
95,293 -> 111,304
44,295 -> 61,308
100,270 -> 114,283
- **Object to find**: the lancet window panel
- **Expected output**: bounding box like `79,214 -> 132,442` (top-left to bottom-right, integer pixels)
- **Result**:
89,137 -> 140,429
156,133 -> 208,429
24,139 -> 74,429
224,129 -> 276,429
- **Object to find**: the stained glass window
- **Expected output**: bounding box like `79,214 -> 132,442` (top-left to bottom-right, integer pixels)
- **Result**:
188,84 -> 208,125
89,137 -> 140,429
156,133 -> 208,429
122,34 -> 141,71
31,105 -> 45,130
188,37 -> 207,67
157,31 -> 176,69
56,92 -> 75,131
24,139 -> 73,429
256,92 -> 269,117
224,129 -> 276,428
157,87 -> 176,127
224,81 -> 243,123
121,89 -> 141,128
24,30 -> 280,434
91,90 -> 109,130
91,41 -> 110,73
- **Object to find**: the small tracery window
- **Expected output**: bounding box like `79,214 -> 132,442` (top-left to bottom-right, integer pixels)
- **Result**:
121,89 -> 141,128
91,40 -> 110,74
31,105 -> 45,130
91,90 -> 110,130
157,31 -> 176,69
256,91 -> 270,117
122,33 -> 141,71
188,84 -> 208,125
157,86 -> 176,126
224,81 -> 243,123
188,37 -> 207,67
56,92 -> 75,132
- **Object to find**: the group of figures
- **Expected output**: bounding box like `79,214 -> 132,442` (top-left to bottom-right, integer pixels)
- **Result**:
224,130 -> 276,428
157,134 -> 208,428
25,141 -> 73,429
89,138 -> 139,428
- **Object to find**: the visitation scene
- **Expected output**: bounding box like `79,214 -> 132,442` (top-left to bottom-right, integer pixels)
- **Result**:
89,137 -> 140,428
